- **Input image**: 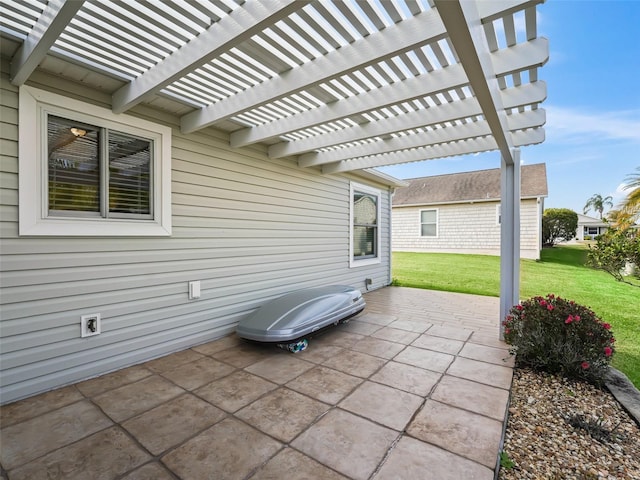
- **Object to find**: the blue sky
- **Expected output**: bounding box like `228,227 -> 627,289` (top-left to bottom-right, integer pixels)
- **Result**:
378,0 -> 640,217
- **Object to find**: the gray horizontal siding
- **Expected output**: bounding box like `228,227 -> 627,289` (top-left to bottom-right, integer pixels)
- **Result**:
0,73 -> 391,403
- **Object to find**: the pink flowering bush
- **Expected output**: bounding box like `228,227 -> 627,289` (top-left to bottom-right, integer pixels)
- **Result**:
503,294 -> 615,384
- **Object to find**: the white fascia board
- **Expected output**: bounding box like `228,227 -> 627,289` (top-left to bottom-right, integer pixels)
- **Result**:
112,0 -> 307,113
273,81 -> 545,160
355,169 -> 409,188
322,128 -> 544,174
180,8 -> 448,133
10,0 -> 85,86
300,108 -> 545,167
434,0 -> 515,163
232,37 -> 548,148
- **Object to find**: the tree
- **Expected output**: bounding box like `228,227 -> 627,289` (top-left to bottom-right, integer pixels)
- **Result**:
620,167 -> 640,222
542,208 -> 578,246
587,227 -> 640,285
583,193 -> 613,219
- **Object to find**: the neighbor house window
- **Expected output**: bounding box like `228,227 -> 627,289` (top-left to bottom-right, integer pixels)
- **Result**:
350,182 -> 381,267
420,209 -> 438,237
19,86 -> 171,236
584,227 -> 599,236
496,204 -> 502,225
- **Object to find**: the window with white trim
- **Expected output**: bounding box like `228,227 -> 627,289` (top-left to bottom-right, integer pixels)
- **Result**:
496,204 -> 502,225
350,182 -> 381,267
19,86 -> 171,236
420,209 -> 438,237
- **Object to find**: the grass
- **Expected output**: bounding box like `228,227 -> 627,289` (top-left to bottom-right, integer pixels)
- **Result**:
392,245 -> 640,388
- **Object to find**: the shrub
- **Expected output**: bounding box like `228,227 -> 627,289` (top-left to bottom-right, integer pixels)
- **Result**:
503,294 -> 615,385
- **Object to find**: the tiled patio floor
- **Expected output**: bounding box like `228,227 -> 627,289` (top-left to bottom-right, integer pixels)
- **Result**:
0,287 -> 514,480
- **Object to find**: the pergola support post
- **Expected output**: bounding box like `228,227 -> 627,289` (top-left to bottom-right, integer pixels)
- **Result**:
499,148 -> 521,339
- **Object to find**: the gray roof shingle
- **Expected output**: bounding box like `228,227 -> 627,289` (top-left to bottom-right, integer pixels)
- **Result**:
392,163 -> 548,206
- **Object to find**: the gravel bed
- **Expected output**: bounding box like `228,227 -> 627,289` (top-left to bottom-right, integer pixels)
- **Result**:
499,368 -> 640,480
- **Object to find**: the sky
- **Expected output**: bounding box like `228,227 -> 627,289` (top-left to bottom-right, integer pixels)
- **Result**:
378,0 -> 640,217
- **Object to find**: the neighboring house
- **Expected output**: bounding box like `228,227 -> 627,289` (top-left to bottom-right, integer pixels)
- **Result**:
576,214 -> 609,240
392,164 -> 548,259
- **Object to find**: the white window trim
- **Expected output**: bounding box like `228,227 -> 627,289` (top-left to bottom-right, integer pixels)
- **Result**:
496,204 -> 502,225
419,208 -> 438,237
19,85 -> 172,236
349,182 -> 381,268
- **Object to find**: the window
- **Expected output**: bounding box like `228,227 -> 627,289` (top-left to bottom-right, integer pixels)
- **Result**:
19,86 -> 171,236
420,209 -> 438,237
585,226 -> 599,236
350,182 -> 381,267
496,204 -> 501,225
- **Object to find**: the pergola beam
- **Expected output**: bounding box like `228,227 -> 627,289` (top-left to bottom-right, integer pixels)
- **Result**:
230,37 -> 548,148
321,129 -> 544,174
271,81 -> 545,159
434,0 -> 516,163
180,8 -> 448,133
112,0 -> 307,114
10,0 -> 84,86
301,108 -> 544,167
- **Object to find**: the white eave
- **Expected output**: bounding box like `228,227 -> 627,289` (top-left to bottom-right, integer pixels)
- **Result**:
2,0 -> 548,177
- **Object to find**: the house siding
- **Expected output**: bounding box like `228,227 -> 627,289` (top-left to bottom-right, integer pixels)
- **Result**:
0,73 -> 391,404
392,199 -> 541,259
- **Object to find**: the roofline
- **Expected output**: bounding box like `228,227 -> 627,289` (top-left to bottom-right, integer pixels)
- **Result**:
393,194 -> 546,207
356,169 -> 409,188
400,162 -> 547,182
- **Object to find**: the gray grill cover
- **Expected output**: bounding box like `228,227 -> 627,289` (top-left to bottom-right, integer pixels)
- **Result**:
236,285 -> 365,343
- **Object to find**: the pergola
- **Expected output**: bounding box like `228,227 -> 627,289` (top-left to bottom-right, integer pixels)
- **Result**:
1,0 -> 548,333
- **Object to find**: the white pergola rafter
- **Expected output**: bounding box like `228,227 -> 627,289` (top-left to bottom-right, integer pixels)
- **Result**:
269,81 -> 546,159
112,0 -> 307,114
301,109 -> 545,168
180,7 -> 448,133
322,129 -> 545,174
230,37 -> 548,149
10,0 -> 84,86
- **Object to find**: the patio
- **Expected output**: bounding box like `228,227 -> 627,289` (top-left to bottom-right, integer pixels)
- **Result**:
0,286 -> 514,480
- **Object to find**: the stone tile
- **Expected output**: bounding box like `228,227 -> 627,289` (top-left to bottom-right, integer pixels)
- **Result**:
411,334 -> 464,355
250,448 -> 348,480
8,426 -> 149,480
447,356 -> 513,389
371,361 -> 442,396
387,319 -> 431,333
75,365 -> 153,397
236,388 -> 329,442
161,357 -> 235,390
373,436 -> 493,480
194,370 -> 277,412
296,344 -> 345,364
144,349 -> 204,373
459,342 -> 515,367
351,336 -> 406,359
356,312 -> 396,326
93,375 -> 184,422
468,332 -> 511,350
0,400 -> 112,470
339,381 -> 423,431
161,418 -> 282,480
393,346 -> 455,373
0,386 -> 83,427
292,409 -> 398,480
286,365 -> 362,405
340,321 -> 382,336
121,463 -> 175,480
245,355 -> 315,384
407,400 -> 503,468
426,325 -> 473,341
322,349 -> 386,378
431,375 -> 510,421
211,342 -> 277,368
371,326 -> 420,345
316,330 -> 365,348
192,334 -> 243,356
122,393 -> 226,455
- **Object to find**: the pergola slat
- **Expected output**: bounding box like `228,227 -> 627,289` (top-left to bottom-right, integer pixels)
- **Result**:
231,37 -> 547,148
10,0 -> 84,86
112,0 -> 307,114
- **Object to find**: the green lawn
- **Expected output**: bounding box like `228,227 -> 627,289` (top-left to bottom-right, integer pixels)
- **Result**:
392,246 -> 640,388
